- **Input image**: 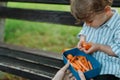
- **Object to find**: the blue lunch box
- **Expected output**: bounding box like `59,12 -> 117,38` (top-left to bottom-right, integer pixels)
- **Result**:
62,48 -> 101,80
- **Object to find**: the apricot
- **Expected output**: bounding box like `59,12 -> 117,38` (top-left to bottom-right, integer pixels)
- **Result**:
81,41 -> 91,50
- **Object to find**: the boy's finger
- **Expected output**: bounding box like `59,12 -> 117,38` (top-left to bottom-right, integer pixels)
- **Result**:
84,47 -> 94,54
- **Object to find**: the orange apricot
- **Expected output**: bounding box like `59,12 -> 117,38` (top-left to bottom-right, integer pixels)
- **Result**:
82,41 -> 92,50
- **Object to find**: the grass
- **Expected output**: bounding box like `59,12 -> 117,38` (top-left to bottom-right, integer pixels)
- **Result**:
5,20 -> 81,52
7,2 -> 70,11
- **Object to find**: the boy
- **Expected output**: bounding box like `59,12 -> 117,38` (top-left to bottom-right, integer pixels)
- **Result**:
71,0 -> 120,80
53,0 -> 120,80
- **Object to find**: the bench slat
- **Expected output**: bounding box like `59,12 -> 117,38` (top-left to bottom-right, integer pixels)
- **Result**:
0,46 -> 64,69
0,55 -> 54,80
0,6 -> 82,26
0,42 -> 64,80
0,0 -> 120,7
113,0 -> 120,7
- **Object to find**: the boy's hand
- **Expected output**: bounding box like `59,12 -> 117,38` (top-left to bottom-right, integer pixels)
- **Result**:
77,35 -> 86,50
77,40 -> 84,50
83,42 -> 100,54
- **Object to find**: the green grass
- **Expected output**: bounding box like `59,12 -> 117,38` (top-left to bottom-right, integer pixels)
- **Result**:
7,2 -> 70,11
5,19 -> 81,52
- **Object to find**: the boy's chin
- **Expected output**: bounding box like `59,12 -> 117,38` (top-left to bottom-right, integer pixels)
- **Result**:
86,24 -> 101,28
89,25 -> 100,28
92,23 -> 104,28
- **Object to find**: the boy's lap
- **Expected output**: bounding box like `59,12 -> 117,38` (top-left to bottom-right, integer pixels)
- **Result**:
93,74 -> 120,80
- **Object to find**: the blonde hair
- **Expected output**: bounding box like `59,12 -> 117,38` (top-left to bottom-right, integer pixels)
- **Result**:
70,0 -> 113,23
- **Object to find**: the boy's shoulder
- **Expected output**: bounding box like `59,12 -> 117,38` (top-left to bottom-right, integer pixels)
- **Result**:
111,9 -> 120,28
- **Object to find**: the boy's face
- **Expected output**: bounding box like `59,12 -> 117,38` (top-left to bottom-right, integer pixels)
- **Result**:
84,12 -> 107,28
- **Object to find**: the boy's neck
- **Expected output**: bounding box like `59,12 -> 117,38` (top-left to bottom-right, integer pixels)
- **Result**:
102,11 -> 113,26
106,11 -> 113,21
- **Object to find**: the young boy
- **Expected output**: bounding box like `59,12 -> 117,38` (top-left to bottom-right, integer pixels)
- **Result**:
53,0 -> 120,80
70,0 -> 120,80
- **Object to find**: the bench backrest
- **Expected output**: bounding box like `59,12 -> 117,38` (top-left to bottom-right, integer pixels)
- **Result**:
0,0 -> 120,26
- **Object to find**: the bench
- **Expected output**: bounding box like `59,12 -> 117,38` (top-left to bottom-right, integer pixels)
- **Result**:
0,0 -> 120,80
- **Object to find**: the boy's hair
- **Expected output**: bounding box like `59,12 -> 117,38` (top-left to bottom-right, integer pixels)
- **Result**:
70,0 -> 113,23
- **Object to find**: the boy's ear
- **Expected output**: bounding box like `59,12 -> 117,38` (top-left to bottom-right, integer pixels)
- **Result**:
104,6 -> 111,16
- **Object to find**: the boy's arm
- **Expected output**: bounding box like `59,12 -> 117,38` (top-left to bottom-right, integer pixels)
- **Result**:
84,28 -> 120,58
83,43 -> 118,57
107,28 -> 120,57
98,44 -> 118,57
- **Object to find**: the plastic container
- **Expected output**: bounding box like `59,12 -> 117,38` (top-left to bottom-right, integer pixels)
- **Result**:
62,48 -> 101,80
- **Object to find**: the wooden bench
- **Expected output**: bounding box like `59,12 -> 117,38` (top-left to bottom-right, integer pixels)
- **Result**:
0,0 -> 120,80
